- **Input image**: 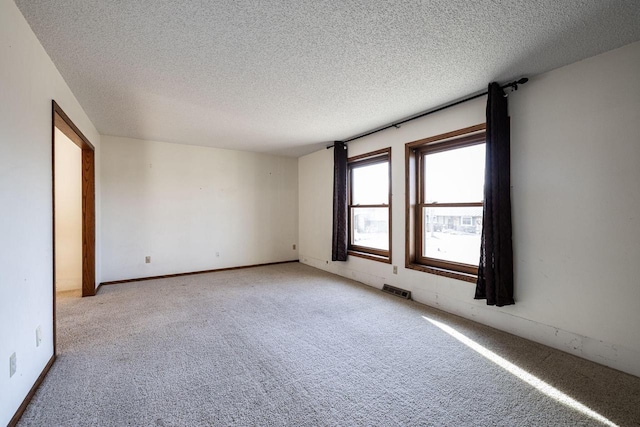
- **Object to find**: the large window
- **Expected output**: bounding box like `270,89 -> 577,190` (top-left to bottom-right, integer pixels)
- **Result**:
348,148 -> 391,263
406,124 -> 485,281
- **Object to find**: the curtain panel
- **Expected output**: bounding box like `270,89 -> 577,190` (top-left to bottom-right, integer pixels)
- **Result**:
475,82 -> 515,306
331,142 -> 348,261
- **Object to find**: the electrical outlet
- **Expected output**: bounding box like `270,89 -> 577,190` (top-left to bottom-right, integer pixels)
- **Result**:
292,244 -> 296,250
145,256 -> 151,264
9,353 -> 16,377
36,326 -> 42,347
216,252 -> 220,257
393,266 -> 398,274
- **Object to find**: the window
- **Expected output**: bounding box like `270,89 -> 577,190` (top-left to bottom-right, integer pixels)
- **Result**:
405,124 -> 485,281
348,148 -> 391,263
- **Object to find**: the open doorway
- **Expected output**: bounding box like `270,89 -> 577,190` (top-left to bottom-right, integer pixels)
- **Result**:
52,101 -> 96,352
54,129 -> 82,295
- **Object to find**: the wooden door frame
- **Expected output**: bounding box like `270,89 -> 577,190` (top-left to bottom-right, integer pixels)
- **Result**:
52,100 -> 96,350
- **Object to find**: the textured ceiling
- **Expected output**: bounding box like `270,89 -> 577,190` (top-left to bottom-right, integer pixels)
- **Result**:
15,0 -> 640,157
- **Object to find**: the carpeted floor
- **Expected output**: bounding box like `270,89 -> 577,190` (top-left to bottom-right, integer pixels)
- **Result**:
19,263 -> 640,426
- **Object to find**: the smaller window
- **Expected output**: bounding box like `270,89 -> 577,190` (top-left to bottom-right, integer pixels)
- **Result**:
348,148 -> 391,263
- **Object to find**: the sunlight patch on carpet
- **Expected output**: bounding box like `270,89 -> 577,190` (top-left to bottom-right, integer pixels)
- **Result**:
422,316 -> 617,427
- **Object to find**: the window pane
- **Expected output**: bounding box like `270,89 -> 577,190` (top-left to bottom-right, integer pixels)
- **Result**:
351,207 -> 389,250
352,162 -> 388,205
423,206 -> 482,265
424,144 -> 485,203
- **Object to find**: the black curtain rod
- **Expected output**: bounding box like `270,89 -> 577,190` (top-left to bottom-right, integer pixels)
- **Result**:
327,78 -> 528,148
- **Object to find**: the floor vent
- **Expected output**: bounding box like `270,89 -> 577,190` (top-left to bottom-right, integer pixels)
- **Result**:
382,284 -> 411,300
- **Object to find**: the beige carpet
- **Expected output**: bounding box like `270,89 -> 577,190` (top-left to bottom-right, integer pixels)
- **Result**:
19,263 -> 640,426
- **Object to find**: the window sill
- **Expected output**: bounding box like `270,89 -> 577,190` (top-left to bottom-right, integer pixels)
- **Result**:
348,250 -> 391,264
406,263 -> 477,283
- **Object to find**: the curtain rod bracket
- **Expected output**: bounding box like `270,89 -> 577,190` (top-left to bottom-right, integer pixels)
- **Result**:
326,141 -> 346,149
502,77 -> 529,96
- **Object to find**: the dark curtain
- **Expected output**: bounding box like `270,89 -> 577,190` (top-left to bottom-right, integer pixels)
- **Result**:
475,83 -> 515,306
331,142 -> 348,261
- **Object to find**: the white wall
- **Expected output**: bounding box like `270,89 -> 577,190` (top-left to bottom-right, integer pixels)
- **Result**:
299,41 -> 640,378
101,136 -> 299,282
54,129 -> 82,292
0,0 -> 102,423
